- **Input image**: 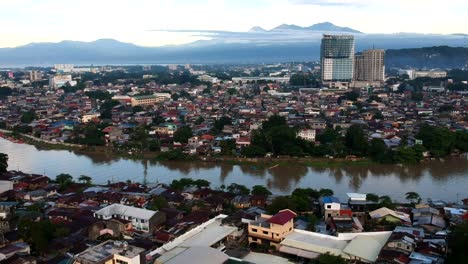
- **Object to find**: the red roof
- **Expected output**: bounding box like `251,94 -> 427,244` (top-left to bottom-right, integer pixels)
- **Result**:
267,209 -> 297,225
462,212 -> 468,221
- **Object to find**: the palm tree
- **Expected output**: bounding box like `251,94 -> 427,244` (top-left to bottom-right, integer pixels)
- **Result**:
78,175 -> 92,186
405,192 -> 422,204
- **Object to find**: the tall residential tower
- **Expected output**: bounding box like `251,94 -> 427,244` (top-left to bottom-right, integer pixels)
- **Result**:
354,49 -> 385,82
320,34 -> 355,85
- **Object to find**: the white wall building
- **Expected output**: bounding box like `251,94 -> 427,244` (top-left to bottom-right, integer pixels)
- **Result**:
94,204 -> 158,232
74,240 -> 145,264
297,129 -> 316,142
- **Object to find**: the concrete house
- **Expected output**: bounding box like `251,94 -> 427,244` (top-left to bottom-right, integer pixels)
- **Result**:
248,209 -> 297,249
94,204 -> 165,233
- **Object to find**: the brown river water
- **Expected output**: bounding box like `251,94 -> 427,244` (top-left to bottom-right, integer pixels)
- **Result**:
1,138 -> 467,202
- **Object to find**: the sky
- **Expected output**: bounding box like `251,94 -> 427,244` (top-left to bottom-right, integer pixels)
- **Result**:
0,0 -> 467,48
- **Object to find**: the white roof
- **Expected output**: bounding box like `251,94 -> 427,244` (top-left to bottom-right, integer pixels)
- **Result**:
346,193 -> 367,201
243,252 -> 295,264
281,230 -> 392,262
162,247 -> 229,264
369,207 -> 411,222
95,204 -> 156,220
342,233 -> 391,262
179,221 -> 237,247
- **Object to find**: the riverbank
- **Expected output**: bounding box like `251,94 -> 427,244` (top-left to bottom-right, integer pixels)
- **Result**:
0,128 -> 456,169
1,131 -> 376,167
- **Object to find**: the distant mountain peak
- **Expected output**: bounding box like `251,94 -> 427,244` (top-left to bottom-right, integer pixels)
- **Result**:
268,22 -> 361,33
271,24 -> 304,31
307,22 -> 362,33
248,26 -> 267,33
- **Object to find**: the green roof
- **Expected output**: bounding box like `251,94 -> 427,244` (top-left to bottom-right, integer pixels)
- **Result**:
133,95 -> 157,100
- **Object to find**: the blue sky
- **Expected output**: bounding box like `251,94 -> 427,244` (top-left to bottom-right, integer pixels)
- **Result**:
0,0 -> 466,48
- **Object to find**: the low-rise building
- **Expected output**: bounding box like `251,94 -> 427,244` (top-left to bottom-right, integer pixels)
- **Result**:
74,240 -> 145,264
94,204 -> 165,233
248,209 -> 297,249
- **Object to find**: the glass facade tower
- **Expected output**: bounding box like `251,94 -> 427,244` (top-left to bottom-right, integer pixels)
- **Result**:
320,35 -> 355,82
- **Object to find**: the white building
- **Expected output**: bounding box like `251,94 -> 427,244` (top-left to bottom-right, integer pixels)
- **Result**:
74,240 -> 145,264
55,64 -> 74,72
297,129 -> 316,142
81,113 -> 101,123
49,75 -> 76,89
94,204 -> 162,233
198,75 -> 219,84
232,77 -> 290,84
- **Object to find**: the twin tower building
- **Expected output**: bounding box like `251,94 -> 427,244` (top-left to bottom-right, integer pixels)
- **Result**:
320,34 -> 385,88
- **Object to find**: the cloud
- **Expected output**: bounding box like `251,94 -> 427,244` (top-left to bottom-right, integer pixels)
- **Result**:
289,0 -> 368,7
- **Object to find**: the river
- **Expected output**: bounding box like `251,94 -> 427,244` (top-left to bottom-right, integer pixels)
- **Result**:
1,138 -> 467,202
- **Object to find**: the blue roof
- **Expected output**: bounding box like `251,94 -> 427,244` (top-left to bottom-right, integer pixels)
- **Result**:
322,196 -> 340,204
0,202 -> 19,206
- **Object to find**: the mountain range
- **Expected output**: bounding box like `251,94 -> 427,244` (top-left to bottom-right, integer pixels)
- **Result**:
0,22 -> 467,67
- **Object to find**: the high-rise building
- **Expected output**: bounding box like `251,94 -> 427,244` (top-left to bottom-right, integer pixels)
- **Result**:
29,71 -> 43,82
320,34 -> 355,83
354,49 -> 385,82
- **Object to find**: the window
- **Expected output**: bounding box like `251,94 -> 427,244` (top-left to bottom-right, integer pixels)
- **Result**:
251,228 -> 258,232
116,260 -> 128,264
327,205 -> 331,209
263,231 -> 269,235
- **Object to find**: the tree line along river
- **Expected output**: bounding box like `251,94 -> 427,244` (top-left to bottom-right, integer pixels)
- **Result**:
1,138 -> 467,202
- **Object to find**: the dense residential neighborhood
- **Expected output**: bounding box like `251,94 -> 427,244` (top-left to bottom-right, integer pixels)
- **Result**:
0,63 -> 467,163
0,57 -> 467,264
0,163 -> 467,263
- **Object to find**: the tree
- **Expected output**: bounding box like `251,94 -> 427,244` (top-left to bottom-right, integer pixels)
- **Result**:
368,138 -> 391,163
226,183 -> 250,195
148,196 -> 168,211
220,139 -> 236,155
18,219 -> 56,255
345,125 -> 369,156
447,220 -> 468,263
378,195 -> 395,209
214,116 -> 232,132
194,179 -> 210,188
318,188 -> 334,197
405,191 -> 421,204
366,193 -> 379,203
55,173 -> 74,190
267,196 -> 297,214
0,153 -> 8,173
345,91 -> 360,101
417,125 -> 457,157
78,175 -> 92,186
241,145 -> 267,158
173,126 -> 193,143
194,116 -> 205,125
21,110 -> 36,123
251,185 -> 272,196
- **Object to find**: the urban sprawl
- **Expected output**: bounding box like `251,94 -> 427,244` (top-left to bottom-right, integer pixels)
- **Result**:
0,35 -> 467,264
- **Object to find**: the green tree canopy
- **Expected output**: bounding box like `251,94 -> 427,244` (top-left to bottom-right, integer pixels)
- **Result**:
251,185 -> 272,196
173,126 -> 193,144
345,125 -> 369,156
21,110 -> 36,123
405,191 -> 422,204
226,183 -> 250,195
0,153 -> 8,173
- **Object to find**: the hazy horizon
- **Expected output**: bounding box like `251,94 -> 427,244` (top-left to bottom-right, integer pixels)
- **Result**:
1,0 -> 468,48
